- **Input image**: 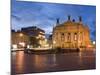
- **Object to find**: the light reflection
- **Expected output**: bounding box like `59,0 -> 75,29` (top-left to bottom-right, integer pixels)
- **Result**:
16,51 -> 24,72
34,54 -> 57,69
34,55 -> 47,68
12,51 -> 95,73
78,51 -> 83,65
12,51 -> 16,56
46,54 -> 57,67
52,54 -> 57,66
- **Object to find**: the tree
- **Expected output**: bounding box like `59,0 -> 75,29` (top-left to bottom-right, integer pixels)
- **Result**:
29,36 -> 40,47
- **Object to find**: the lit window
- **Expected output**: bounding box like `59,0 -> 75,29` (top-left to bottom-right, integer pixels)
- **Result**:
19,42 -> 25,47
12,44 -> 17,49
42,36 -> 45,38
40,32 -> 45,34
27,45 -> 30,48
68,33 -> 70,40
38,34 -> 42,38
53,41 -> 56,44
36,36 -> 39,39
19,33 -> 23,37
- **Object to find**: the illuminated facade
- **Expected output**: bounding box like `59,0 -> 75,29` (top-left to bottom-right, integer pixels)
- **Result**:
21,26 -> 47,48
52,16 -> 92,49
11,31 -> 30,49
11,26 -> 48,49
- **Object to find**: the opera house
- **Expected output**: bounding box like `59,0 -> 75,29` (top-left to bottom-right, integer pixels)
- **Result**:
52,16 -> 92,49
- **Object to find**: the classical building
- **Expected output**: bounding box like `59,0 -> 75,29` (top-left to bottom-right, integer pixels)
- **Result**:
52,16 -> 92,49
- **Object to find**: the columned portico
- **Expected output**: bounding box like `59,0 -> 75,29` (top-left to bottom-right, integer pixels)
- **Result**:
52,16 -> 92,49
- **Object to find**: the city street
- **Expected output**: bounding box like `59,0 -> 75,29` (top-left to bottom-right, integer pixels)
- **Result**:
11,50 -> 96,74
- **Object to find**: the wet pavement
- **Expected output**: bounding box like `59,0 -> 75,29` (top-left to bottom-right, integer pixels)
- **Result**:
11,50 -> 96,75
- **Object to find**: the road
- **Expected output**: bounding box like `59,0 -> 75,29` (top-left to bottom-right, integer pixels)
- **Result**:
11,50 -> 96,75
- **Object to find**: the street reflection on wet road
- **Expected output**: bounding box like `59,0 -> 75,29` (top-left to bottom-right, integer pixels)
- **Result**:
11,50 -> 95,74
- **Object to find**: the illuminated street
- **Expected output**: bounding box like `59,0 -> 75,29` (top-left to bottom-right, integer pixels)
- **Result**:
11,50 -> 96,74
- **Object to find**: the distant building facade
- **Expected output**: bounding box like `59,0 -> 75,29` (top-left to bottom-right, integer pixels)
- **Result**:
21,26 -> 47,48
52,16 -> 92,49
11,31 -> 30,49
48,34 -> 53,48
11,26 -> 48,49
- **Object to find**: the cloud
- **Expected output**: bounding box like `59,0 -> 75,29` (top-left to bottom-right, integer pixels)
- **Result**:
11,1 -> 96,40
11,14 -> 21,21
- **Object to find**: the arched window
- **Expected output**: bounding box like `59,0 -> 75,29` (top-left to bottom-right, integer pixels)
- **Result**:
61,33 -> 64,41
74,33 -> 77,41
68,33 -> 71,41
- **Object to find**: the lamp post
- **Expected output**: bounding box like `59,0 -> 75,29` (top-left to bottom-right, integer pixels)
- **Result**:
93,41 -> 96,45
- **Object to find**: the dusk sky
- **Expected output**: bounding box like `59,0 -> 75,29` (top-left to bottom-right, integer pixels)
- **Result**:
11,0 -> 96,41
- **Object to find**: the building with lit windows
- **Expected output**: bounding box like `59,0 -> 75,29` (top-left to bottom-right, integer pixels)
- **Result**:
11,26 -> 48,49
11,30 -> 30,49
21,26 -> 47,48
52,16 -> 92,49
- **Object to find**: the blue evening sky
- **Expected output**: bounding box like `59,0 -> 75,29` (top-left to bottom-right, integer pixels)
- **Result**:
11,0 -> 96,41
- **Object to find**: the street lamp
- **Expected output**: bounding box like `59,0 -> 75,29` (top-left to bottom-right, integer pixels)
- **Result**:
93,41 -> 96,45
